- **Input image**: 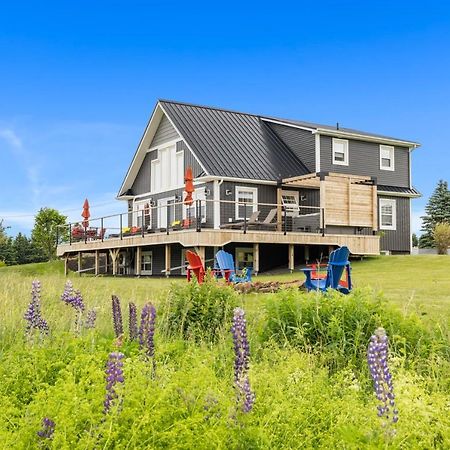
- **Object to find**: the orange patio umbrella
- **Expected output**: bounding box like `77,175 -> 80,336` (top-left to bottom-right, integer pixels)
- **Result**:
184,167 -> 194,205
82,198 -> 90,228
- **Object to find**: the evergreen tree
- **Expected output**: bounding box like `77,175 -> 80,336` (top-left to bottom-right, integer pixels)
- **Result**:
419,180 -> 450,248
0,236 -> 16,265
31,208 -> 67,260
13,233 -> 47,265
412,233 -> 418,247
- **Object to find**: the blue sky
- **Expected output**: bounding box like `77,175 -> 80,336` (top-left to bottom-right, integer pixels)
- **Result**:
1,1 -> 449,235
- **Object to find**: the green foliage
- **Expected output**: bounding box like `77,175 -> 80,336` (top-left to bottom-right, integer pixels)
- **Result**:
160,275 -> 238,342
433,222 -> 450,254
261,288 -> 449,375
412,232 -> 418,247
419,179 -> 450,248
31,207 -> 67,261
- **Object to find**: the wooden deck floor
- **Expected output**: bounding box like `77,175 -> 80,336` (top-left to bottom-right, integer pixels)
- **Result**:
57,229 -> 380,256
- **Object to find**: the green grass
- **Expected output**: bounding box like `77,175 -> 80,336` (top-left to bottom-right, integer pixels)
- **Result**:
0,256 -> 449,448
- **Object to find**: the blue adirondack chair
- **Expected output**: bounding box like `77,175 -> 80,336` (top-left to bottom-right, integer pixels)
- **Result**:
214,250 -> 252,283
302,246 -> 352,294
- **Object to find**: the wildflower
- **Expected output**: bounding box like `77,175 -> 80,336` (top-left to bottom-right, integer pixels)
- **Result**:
24,280 -> 49,339
231,307 -> 255,413
85,309 -> 97,329
103,351 -> 125,414
60,280 -> 85,334
129,302 -> 138,341
37,417 -> 55,439
112,295 -> 123,338
368,327 -> 398,427
139,303 -> 156,374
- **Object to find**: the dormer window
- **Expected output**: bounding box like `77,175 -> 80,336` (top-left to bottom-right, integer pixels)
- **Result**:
332,138 -> 349,166
380,145 -> 395,171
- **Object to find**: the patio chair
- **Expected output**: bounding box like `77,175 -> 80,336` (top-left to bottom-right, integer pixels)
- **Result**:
185,250 -> 205,284
214,250 -> 252,283
302,246 -> 352,294
248,208 -> 277,230
220,211 -> 260,229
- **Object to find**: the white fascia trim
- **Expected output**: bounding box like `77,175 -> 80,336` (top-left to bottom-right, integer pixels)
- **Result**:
118,103 -> 162,198
377,191 -> 421,198
260,118 -> 316,132
317,128 -> 420,148
159,102 -> 209,176
315,133 -> 321,172
196,175 -> 277,185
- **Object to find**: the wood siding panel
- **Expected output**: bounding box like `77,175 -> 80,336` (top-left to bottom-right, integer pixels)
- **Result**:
131,151 -> 156,195
320,135 -> 410,187
150,114 -> 179,148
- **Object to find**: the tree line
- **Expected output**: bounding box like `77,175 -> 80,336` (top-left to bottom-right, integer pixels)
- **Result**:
0,208 -> 66,266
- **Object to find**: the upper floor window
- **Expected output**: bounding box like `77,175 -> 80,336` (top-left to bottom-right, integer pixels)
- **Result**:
235,186 -> 258,220
281,190 -> 299,217
332,138 -> 349,166
150,143 -> 184,193
379,198 -> 396,230
380,145 -> 395,171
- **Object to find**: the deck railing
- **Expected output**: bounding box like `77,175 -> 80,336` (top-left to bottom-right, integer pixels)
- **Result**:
56,199 -> 337,246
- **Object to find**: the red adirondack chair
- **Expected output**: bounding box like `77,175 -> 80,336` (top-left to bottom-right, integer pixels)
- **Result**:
186,250 -> 205,283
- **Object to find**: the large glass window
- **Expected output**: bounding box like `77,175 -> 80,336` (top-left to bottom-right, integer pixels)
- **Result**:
332,138 -> 349,166
235,186 -> 258,220
141,251 -> 153,275
380,145 -> 395,171
379,198 -> 396,230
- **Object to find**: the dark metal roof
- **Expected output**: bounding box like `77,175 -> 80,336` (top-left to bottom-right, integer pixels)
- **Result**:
159,100 -> 310,180
377,185 -> 421,196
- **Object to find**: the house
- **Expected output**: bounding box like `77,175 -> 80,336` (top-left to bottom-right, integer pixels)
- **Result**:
57,100 -> 421,276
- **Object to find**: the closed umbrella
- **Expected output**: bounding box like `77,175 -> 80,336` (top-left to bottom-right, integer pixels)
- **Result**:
82,198 -> 90,229
184,167 -> 194,205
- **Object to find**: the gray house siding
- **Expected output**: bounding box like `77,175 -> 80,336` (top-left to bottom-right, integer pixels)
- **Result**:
320,135 -> 410,187
378,196 -> 411,253
268,123 -> 316,173
150,114 -> 179,148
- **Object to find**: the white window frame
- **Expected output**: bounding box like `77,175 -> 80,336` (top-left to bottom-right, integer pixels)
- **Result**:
133,199 -> 152,229
332,138 -> 349,166
183,186 -> 207,223
157,196 -> 176,229
379,145 -> 395,171
281,190 -> 299,217
141,251 -> 153,275
235,186 -> 258,220
149,141 -> 184,194
379,198 -> 396,230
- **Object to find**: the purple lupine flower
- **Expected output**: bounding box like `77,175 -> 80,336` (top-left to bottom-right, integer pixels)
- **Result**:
112,295 -> 124,338
139,303 -> 156,374
60,281 -> 85,334
103,352 -> 125,414
85,309 -> 97,329
129,302 -> 138,341
368,327 -> 398,426
231,307 -> 255,413
37,417 -> 55,439
24,280 -> 49,339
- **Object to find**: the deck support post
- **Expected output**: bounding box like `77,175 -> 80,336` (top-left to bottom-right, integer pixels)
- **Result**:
77,252 -> 82,275
319,173 -> 327,232
196,246 -> 205,267
109,248 -> 120,276
95,250 -> 99,275
165,244 -> 171,277
135,246 -> 142,276
288,244 -> 295,273
304,245 -> 310,263
253,243 -> 259,276
277,181 -> 283,232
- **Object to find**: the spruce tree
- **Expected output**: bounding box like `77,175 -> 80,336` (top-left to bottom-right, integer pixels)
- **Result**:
419,180 -> 450,248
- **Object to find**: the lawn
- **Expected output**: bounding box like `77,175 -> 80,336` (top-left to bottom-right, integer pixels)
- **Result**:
0,256 -> 449,448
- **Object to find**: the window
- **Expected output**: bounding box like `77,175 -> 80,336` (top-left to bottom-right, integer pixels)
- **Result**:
332,138 -> 349,166
379,198 -> 396,230
235,247 -> 254,271
235,186 -> 258,220
183,187 -> 207,224
141,251 -> 153,275
380,145 -> 395,171
134,201 -> 152,229
158,197 -> 177,229
150,143 -> 184,193
281,190 -> 299,217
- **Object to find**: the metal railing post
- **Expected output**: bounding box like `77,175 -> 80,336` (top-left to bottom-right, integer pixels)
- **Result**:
142,210 -> 145,238
283,206 -> 287,235
243,201 -> 247,234
196,200 -> 201,232
120,214 -> 123,240
167,203 -> 170,235
101,217 -> 104,242
84,226 -> 87,244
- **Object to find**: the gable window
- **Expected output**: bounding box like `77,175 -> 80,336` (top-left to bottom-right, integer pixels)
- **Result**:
150,143 -> 184,193
332,138 -> 349,166
379,198 -> 396,230
281,190 -> 299,217
235,186 -> 258,220
380,145 -> 395,171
